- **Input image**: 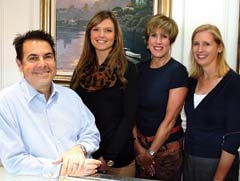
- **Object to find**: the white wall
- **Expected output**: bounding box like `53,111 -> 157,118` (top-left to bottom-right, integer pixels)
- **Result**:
0,0 -> 40,89
0,0 -> 239,90
171,0 -> 240,70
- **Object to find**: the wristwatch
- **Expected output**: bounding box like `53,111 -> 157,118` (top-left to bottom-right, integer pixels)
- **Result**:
146,149 -> 156,156
106,160 -> 115,167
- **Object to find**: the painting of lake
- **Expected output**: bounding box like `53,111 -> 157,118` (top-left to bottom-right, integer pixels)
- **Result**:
56,0 -> 153,73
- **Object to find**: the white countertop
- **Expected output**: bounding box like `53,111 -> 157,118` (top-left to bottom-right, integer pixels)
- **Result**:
0,166 -> 158,181
0,166 -> 62,181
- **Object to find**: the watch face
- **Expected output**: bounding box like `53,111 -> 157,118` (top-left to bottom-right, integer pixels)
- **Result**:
107,160 -> 114,167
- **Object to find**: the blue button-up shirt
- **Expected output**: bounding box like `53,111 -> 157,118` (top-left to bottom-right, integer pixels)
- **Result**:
0,78 -> 100,178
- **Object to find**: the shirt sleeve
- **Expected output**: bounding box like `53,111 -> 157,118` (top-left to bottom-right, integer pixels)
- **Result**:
223,133 -> 240,155
169,62 -> 189,89
222,74 -> 240,154
75,97 -> 100,156
0,103 -> 61,178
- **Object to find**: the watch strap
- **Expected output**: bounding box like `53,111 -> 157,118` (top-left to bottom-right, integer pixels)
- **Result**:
79,144 -> 87,156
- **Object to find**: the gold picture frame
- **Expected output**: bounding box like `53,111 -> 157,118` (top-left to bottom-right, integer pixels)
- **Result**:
40,0 -> 172,85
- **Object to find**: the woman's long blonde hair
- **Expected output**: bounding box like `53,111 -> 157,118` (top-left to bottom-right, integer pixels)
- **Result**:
190,24 -> 230,78
70,10 -> 128,90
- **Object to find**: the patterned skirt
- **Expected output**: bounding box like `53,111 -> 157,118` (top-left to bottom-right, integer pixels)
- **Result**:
136,133 -> 183,181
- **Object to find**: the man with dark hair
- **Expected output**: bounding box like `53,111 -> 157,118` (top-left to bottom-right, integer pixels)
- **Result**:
0,30 -> 101,178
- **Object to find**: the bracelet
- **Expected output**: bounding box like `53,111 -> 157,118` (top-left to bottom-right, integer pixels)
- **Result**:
133,137 -> 138,141
146,149 -> 156,156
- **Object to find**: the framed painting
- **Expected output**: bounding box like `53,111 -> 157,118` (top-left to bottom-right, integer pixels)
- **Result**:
40,0 -> 172,85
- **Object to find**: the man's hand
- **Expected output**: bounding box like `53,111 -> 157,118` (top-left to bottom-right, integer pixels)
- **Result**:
53,145 -> 87,176
68,159 -> 101,177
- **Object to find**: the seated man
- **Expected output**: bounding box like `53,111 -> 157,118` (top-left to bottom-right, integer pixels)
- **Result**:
0,30 -> 101,178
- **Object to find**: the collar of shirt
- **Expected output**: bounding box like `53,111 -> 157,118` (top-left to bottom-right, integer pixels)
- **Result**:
19,78 -> 59,104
